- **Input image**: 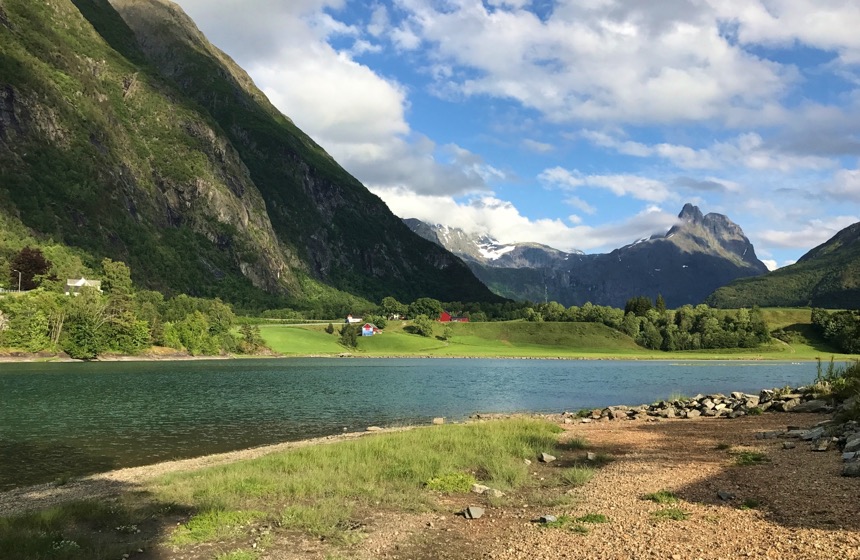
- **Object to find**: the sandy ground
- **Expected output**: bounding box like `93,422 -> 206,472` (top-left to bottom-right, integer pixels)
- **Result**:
2,414 -> 858,560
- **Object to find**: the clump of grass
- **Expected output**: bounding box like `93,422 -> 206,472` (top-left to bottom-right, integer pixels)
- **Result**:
747,407 -> 763,416
570,524 -> 590,534
216,551 -> 259,560
561,465 -> 595,487
642,490 -> 678,504
735,451 -> 769,466
425,472 -> 476,493
668,392 -> 689,403
543,514 -> 573,529
715,442 -> 731,450
559,436 -> 588,451
651,508 -> 689,521
575,409 -> 592,418
171,509 -> 266,546
740,498 -> 761,510
576,513 -> 609,523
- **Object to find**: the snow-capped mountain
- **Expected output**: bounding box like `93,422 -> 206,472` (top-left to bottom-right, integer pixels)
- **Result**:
404,204 -> 768,307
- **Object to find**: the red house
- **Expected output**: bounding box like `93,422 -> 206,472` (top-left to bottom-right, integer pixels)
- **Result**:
361,323 -> 382,336
438,311 -> 469,323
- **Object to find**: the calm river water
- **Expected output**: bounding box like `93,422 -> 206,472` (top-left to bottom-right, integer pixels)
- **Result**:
0,358 -> 820,489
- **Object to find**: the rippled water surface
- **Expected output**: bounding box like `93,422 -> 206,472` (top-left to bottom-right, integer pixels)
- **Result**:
0,358 -> 819,489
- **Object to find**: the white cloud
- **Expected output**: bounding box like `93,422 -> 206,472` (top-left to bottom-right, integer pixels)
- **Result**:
373,188 -> 676,252
761,259 -> 778,271
540,168 -> 673,203
521,139 -> 554,153
582,130 -> 835,172
394,0 -> 792,125
757,216 -> 860,249
825,168 -> 860,201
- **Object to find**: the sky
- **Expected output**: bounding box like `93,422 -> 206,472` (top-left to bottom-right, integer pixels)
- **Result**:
172,0 -> 860,270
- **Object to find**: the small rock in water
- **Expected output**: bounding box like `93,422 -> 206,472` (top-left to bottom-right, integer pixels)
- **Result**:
539,515 -> 558,524
464,506 -> 485,519
539,452 -> 557,463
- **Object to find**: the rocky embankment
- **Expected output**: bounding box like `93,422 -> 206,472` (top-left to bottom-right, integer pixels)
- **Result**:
550,387 -> 860,477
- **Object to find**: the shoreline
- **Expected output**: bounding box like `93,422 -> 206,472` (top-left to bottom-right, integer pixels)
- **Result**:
0,351 -> 836,364
0,425 -> 415,517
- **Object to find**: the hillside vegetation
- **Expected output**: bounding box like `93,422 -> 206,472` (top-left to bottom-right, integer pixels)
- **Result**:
0,0 -> 496,310
708,222 -> 860,309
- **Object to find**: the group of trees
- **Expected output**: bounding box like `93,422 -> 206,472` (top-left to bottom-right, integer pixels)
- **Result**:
811,308 -> 860,354
0,251 -> 263,359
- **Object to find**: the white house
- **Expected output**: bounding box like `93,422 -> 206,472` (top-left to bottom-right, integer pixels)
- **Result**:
65,277 -> 102,296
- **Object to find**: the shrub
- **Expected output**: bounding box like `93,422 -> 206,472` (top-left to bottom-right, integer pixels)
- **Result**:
425,472 -> 476,494
642,490 -> 678,504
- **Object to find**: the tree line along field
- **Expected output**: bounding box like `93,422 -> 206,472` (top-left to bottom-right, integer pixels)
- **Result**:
257,308 -> 855,361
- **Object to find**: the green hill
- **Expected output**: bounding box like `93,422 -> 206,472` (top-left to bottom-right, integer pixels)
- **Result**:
0,0 -> 497,309
707,222 -> 860,309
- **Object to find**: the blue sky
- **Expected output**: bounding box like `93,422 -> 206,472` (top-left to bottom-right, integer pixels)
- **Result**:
173,0 -> 860,269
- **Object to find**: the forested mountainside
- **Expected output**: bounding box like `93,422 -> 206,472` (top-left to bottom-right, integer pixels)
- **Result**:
0,0 -> 498,309
708,221 -> 860,309
407,204 -> 769,308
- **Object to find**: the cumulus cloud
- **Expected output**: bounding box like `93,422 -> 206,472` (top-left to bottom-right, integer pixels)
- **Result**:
540,168 -> 673,203
393,0 -> 792,125
757,216 -> 860,249
581,130 -> 835,172
374,188 -> 677,252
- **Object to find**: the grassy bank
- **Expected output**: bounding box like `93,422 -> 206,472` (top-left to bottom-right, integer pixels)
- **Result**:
260,311 -> 855,361
0,419 -> 585,560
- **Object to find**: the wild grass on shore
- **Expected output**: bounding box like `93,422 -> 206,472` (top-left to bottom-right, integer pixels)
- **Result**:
0,419 -> 567,559
154,419 -> 563,542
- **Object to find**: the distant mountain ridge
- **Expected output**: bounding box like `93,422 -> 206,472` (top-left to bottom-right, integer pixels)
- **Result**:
406,204 -> 769,308
708,221 -> 860,308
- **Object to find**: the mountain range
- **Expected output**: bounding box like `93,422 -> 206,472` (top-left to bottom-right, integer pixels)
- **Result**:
406,204 -> 770,308
0,0 -> 498,308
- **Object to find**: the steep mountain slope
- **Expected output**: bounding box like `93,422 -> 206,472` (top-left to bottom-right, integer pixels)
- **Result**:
708,221 -> 860,308
0,0 -> 497,306
407,204 -> 769,307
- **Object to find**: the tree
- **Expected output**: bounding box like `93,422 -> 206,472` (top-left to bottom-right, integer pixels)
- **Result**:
61,287 -> 109,359
325,322 -> 335,335
655,294 -> 667,314
624,296 -> 653,317
100,258 -> 133,297
412,314 -> 435,337
409,297 -> 443,320
240,324 -> 266,353
10,247 -> 52,291
441,324 -> 453,341
339,323 -> 359,348
365,314 -> 387,329
381,296 -> 407,319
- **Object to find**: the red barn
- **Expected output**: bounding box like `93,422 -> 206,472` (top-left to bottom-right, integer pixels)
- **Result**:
438,311 -> 469,323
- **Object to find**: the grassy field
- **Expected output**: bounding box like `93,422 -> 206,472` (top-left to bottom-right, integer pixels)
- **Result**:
0,419 -> 583,560
259,314 -> 856,361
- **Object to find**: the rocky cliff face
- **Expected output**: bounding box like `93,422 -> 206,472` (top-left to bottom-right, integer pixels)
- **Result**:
407,205 -> 769,307
0,0 -> 497,305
